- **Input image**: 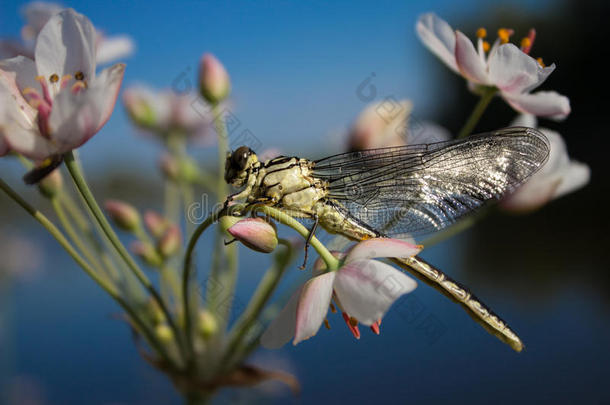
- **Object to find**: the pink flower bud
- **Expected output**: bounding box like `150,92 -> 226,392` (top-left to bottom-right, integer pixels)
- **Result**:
228,217 -> 278,254
347,100 -> 412,150
158,224 -> 182,257
37,168 -> 63,198
122,87 -> 159,129
131,240 -> 163,267
199,53 -> 231,104
104,199 -> 140,231
159,153 -> 180,181
144,210 -> 169,238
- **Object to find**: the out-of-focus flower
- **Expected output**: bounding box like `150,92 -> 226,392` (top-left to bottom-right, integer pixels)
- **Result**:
416,13 -> 570,120
347,100 -> 412,150
501,115 -> 590,212
158,224 -> 182,257
0,9 -> 125,160
122,85 -> 212,142
0,233 -> 44,281
0,1 -> 134,64
199,53 -> 231,104
198,309 -> 218,339
37,167 -> 62,197
105,199 -> 140,231
261,238 -> 419,348
131,240 -> 163,267
228,217 -> 278,254
144,210 -> 170,239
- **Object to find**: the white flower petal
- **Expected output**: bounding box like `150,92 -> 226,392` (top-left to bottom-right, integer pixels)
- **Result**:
294,272 -> 336,345
416,13 -> 458,73
2,121 -> 57,160
345,238 -> 421,263
96,34 -> 134,65
488,44 -> 555,94
553,160 -> 590,199
501,129 -> 588,211
503,91 -> 571,120
0,56 -> 38,124
334,259 -> 416,325
49,63 -> 124,151
510,114 -> 537,128
260,287 -> 301,349
455,31 -> 490,85
35,9 -> 96,81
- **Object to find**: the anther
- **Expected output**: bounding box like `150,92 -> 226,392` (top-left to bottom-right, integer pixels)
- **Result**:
329,302 -> 337,313
536,57 -> 545,67
482,41 -> 490,52
497,28 -> 513,44
74,71 -> 85,81
520,37 -> 531,50
476,28 -> 487,38
324,319 -> 331,330
49,74 -> 59,83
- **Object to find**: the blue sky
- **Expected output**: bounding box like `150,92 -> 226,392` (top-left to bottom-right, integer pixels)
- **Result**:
1,0 -> 555,170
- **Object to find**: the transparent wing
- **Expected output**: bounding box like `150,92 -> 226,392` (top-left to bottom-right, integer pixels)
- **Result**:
313,127 -> 550,238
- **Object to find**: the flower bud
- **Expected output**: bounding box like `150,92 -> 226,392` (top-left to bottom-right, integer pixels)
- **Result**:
37,168 -> 63,198
159,153 -> 180,181
131,240 -> 163,267
228,217 -> 278,253
157,224 -> 182,257
123,87 -> 159,129
198,309 -> 218,339
199,53 -> 231,104
155,323 -> 174,343
348,100 -> 412,150
144,210 -> 169,239
219,215 -> 241,238
104,199 -> 140,231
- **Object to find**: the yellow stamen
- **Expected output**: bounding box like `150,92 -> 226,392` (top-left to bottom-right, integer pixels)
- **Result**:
329,302 -> 337,313
324,319 -> 331,330
476,27 -> 487,38
482,41 -> 490,52
22,87 -> 37,96
536,57 -> 545,67
349,317 -> 358,327
520,37 -> 532,49
74,71 -> 84,81
498,28 -> 512,44
49,73 -> 59,83
35,75 -> 44,82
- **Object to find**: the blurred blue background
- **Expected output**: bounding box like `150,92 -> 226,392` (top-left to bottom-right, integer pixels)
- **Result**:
1,0 -> 608,404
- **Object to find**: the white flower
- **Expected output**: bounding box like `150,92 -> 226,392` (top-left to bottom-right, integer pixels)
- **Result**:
261,238 -> 419,348
1,1 -> 134,65
501,114 -> 590,212
0,9 -> 125,160
416,13 -> 570,120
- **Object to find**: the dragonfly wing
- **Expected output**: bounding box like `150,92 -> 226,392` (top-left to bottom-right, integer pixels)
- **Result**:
313,127 -> 549,239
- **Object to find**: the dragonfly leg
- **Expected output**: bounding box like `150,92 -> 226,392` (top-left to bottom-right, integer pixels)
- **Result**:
300,213 -> 319,270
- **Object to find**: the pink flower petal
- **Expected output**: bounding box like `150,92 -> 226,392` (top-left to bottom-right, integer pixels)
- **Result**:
0,56 -> 38,123
35,9 -> 97,81
49,63 -> 125,151
415,13 -> 458,73
503,91 -> 570,120
455,31 -> 490,85
228,217 -> 278,253
334,259 -> 416,325
294,272 -> 336,345
488,43 -> 555,94
345,238 -> 421,263
261,287 -> 301,349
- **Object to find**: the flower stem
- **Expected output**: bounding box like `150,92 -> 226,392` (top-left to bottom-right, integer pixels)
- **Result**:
220,239 -> 294,369
457,87 -> 497,139
63,151 -> 187,365
0,177 -> 170,361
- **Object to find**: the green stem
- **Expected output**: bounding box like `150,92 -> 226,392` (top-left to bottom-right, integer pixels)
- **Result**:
457,87 -> 497,139
221,239 -> 293,369
63,151 -> 187,366
51,197 -> 108,277
0,178 -> 170,362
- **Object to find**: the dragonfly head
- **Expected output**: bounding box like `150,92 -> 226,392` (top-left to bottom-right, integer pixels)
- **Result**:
225,146 -> 258,187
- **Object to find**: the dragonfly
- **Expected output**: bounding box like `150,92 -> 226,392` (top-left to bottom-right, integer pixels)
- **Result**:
223,127 -> 550,352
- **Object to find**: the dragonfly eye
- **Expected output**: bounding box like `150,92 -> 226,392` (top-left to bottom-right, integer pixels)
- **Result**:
232,146 -> 252,171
